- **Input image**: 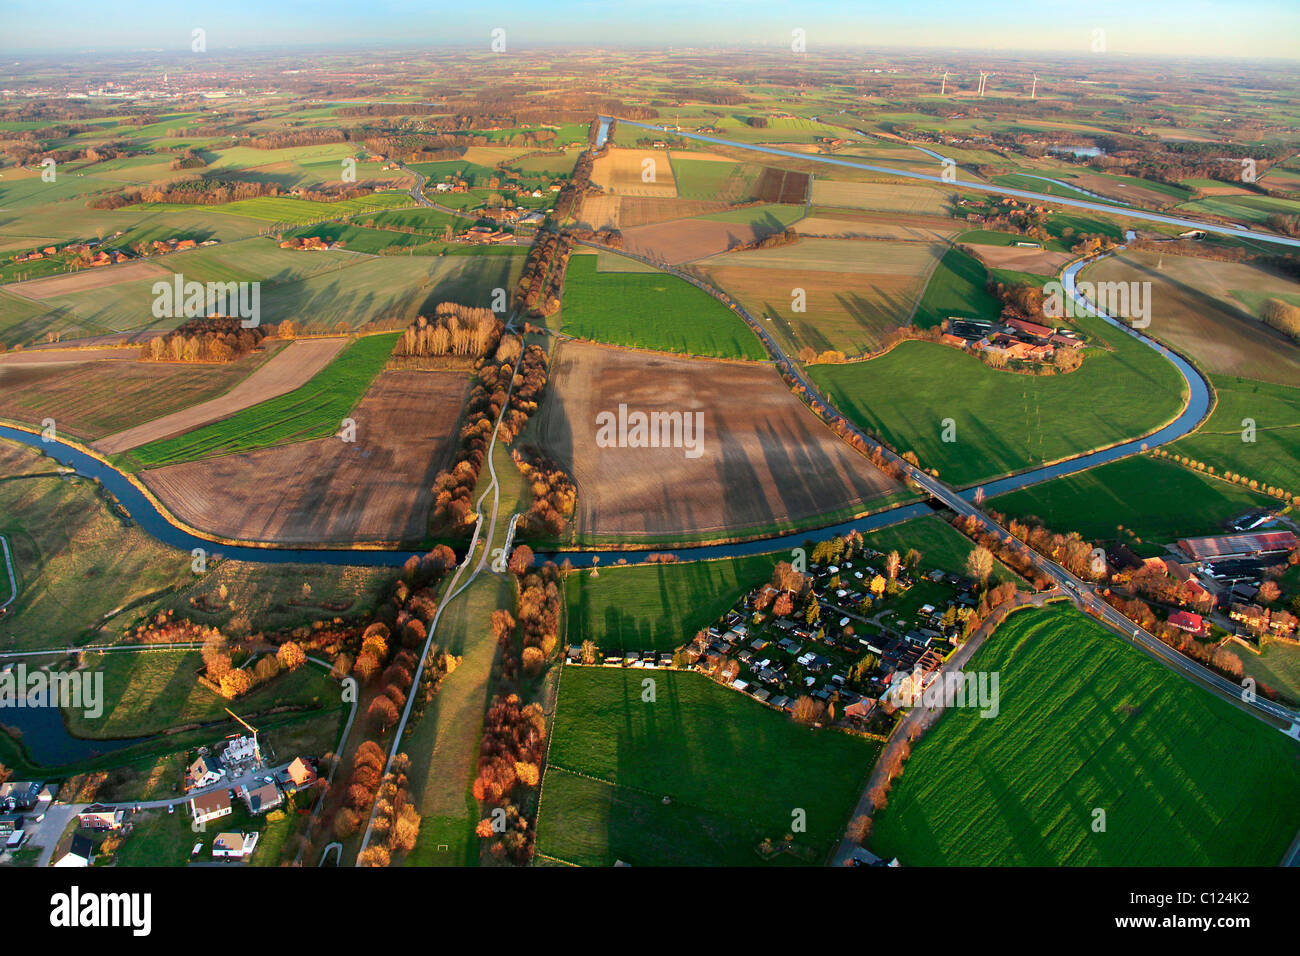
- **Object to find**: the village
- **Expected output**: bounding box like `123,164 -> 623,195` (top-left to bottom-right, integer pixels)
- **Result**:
0,717 -> 319,867
568,537 -> 996,737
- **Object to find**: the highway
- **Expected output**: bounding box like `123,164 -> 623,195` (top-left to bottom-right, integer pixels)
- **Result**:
610,117 -> 1300,250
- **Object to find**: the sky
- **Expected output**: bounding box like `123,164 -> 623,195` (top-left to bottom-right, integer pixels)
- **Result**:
1,0 -> 1297,59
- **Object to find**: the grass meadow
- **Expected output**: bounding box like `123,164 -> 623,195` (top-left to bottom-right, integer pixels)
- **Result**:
536,667 -> 878,866
870,604 -> 1300,866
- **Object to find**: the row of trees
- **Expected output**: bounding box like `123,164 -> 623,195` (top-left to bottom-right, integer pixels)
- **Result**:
511,449 -> 576,537
356,753 -> 422,867
140,318 -> 267,364
514,232 -> 572,316
429,338 -> 520,531
394,303 -> 503,359
87,178 -> 281,209
499,343 -> 549,443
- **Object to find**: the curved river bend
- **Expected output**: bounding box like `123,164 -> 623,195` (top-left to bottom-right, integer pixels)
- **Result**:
0,256 -> 1210,569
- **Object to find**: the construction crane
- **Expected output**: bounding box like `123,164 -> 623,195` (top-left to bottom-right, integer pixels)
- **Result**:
224,707 -> 262,763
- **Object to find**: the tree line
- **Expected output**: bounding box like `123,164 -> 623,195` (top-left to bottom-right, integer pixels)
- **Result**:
140,318 -> 266,364
394,303 -> 503,359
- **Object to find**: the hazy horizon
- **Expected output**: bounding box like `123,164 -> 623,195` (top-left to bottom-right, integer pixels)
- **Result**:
2,0 -> 1296,60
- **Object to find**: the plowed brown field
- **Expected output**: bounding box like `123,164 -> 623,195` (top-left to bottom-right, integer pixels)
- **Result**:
93,337 -> 348,454
532,341 -> 899,540
141,368 -> 468,545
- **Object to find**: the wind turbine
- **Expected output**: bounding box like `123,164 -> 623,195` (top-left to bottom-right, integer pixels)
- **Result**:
940,71 -> 949,95
1031,74 -> 1039,99
978,72 -> 987,97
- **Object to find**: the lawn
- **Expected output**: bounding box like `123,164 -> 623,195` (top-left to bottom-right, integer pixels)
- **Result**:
121,333 -> 399,467
989,454 -> 1278,548
559,253 -> 767,360
59,648 -> 339,739
564,554 -> 778,653
809,314 -> 1187,486
1170,376 -> 1300,499
870,604 -> 1300,866
910,246 -> 1003,329
536,667 -> 878,866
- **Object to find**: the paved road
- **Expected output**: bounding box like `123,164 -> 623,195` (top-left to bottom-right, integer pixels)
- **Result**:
611,118 -> 1300,250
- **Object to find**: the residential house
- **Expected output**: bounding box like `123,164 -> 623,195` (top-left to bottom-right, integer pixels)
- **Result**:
212,831 -> 259,860
240,781 -> 283,815
186,754 -> 225,791
54,834 -> 96,868
190,789 -> 233,827
1167,611 -> 1205,635
77,804 -> 125,831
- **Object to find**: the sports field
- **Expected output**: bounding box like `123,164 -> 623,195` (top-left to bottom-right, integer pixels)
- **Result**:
809,315 -> 1186,486
870,604 -> 1300,866
560,253 -> 766,360
121,333 -> 398,468
536,667 -> 878,866
989,454 -> 1278,546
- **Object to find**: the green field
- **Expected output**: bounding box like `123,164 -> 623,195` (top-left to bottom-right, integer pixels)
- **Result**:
810,315 -> 1187,486
560,253 -> 766,360
870,604 -> 1300,866
0,443 -> 189,650
565,515 -> 1022,653
1170,376 -> 1300,499
122,333 -> 398,467
565,554 -> 778,652
989,454 -> 1278,548
911,246 -> 1003,329
536,667 -> 878,866
669,158 -> 759,202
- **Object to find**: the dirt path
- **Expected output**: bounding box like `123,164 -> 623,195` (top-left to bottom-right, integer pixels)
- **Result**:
92,337 -> 348,454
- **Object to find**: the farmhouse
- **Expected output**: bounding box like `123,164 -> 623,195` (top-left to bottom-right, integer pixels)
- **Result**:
1167,611 -> 1205,635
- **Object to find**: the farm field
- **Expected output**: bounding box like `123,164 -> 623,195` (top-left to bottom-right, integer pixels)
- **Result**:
695,238 -> 944,355
589,147 -> 678,198
121,333 -> 398,468
618,214 -> 789,264
0,347 -> 279,440
614,196 -> 736,229
93,337 -> 348,454
809,179 -> 950,216
1239,641 -> 1300,708
1170,376 -> 1300,500
535,667 -> 879,866
0,441 -> 189,651
559,252 -> 765,359
564,554 -> 778,653
669,157 -> 760,202
988,454 -> 1278,549
910,246 -> 1004,328
1083,251 -> 1300,386
799,210 -> 958,242
810,315 -> 1187,487
3,258 -> 171,300
870,604 -> 1300,866
140,367 -> 467,544
533,340 -> 900,542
